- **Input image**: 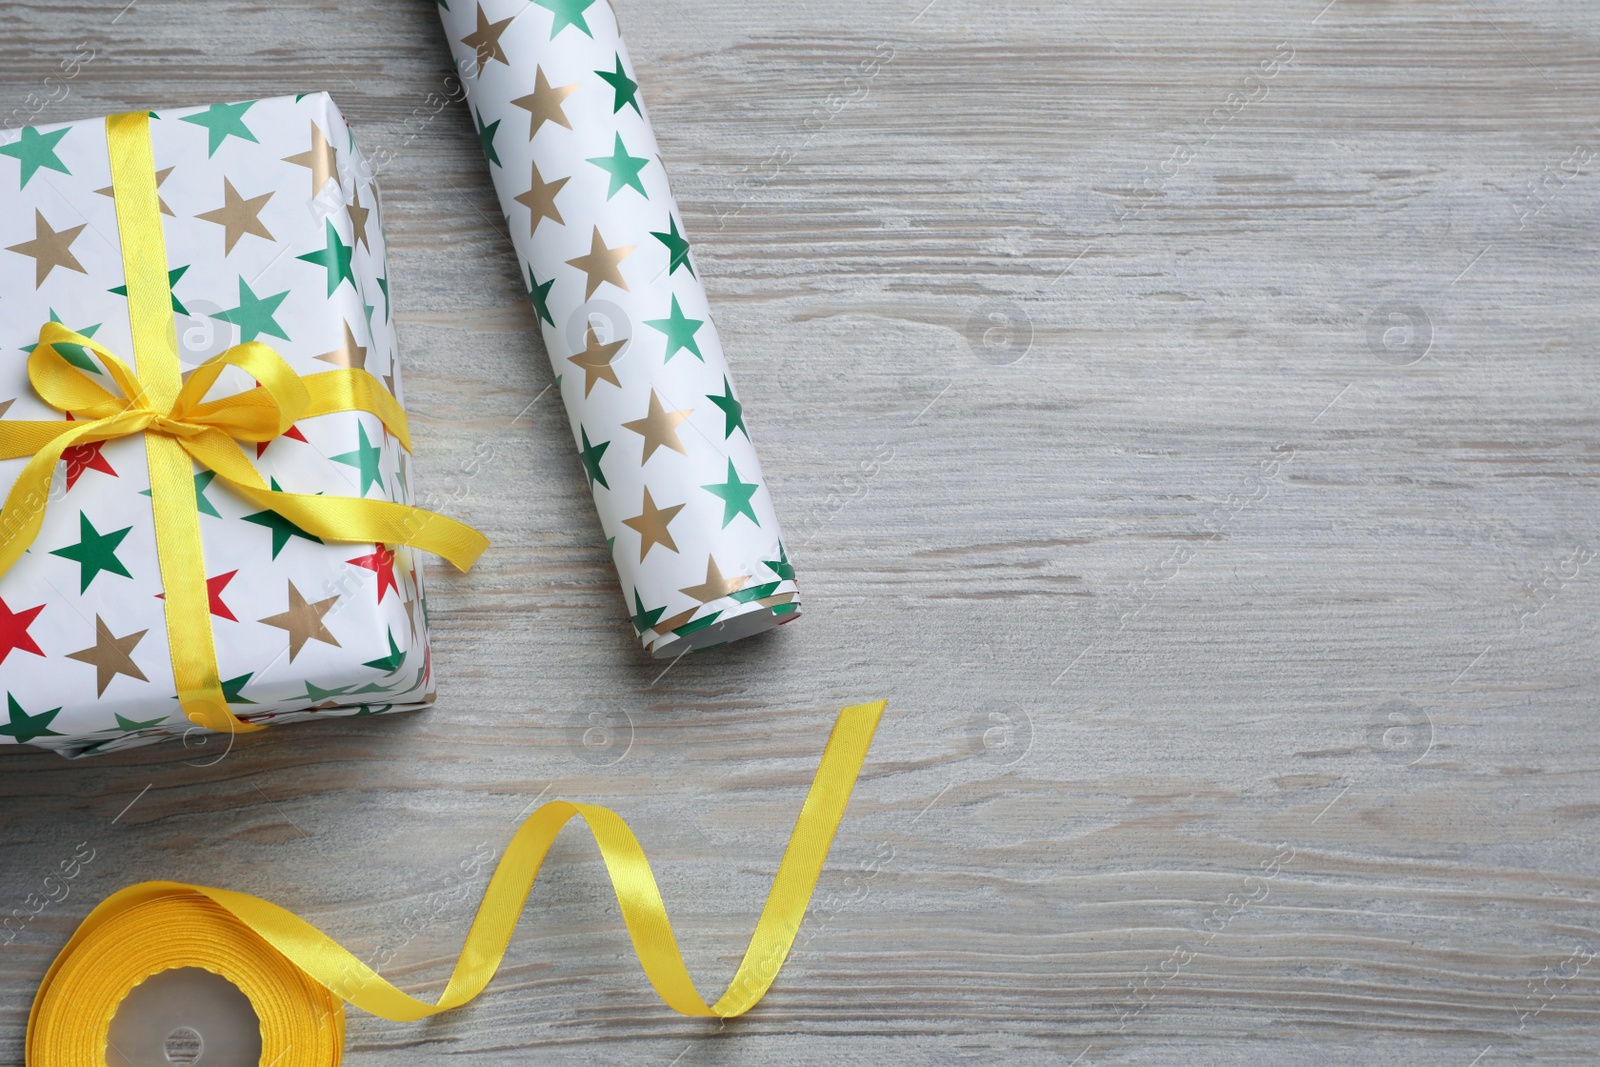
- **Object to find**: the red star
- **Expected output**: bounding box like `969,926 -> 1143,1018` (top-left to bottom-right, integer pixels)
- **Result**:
157,569 -> 238,621
257,424 -> 309,458
0,596 -> 46,665
63,438 -> 117,489
347,544 -> 398,602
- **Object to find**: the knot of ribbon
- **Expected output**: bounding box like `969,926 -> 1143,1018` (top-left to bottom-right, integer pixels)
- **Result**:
0,110 -> 486,736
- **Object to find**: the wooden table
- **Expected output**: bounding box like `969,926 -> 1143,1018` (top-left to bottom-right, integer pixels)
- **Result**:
3,0 -> 1597,1062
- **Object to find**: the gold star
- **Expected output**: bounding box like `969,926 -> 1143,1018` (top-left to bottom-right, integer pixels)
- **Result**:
565,225 -> 633,300
348,184 -> 371,251
402,568 -> 420,638
621,487 -> 684,561
0,399 -> 13,419
282,122 -> 338,198
7,210 -> 87,288
315,320 -> 368,371
621,388 -> 691,464
652,607 -> 698,634
510,67 -> 578,139
96,166 -> 175,216
195,177 -> 274,254
66,615 -> 149,696
461,3 -> 515,75
567,324 -> 626,396
258,580 -> 341,661
513,160 -> 568,236
679,555 -> 750,604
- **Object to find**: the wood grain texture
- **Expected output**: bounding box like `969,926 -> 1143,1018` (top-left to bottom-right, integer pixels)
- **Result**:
2,0 -> 1599,1063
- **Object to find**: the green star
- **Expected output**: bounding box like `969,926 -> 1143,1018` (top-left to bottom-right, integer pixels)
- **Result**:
729,581 -> 781,604
586,133 -> 649,200
23,310 -> 102,376
330,423 -> 384,497
362,629 -> 405,672
376,276 -> 389,320
0,694 -> 61,743
578,426 -> 610,489
142,469 -> 221,519
534,0 -> 599,37
50,511 -> 133,592
527,265 -> 555,327
296,219 -> 356,297
629,589 -> 666,634
702,460 -> 760,528
242,478 -> 324,557
644,295 -> 704,363
221,672 -> 257,705
764,542 -> 795,582
650,215 -> 694,277
474,107 -> 502,167
111,264 -> 190,315
0,125 -> 71,188
180,101 -> 258,156
113,712 -> 167,732
706,375 -> 747,438
215,277 -> 290,343
294,680 -> 353,703
596,53 -> 640,115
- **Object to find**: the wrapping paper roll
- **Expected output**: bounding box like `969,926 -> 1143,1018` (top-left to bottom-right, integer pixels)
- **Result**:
438,0 -> 800,657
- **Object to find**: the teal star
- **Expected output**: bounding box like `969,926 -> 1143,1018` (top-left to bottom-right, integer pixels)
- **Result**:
111,264 -> 190,315
141,469 -> 221,518
330,423 -> 384,497
0,125 -> 71,188
629,589 -> 666,634
242,478 -> 323,557
650,215 -> 694,277
474,107 -> 502,166
527,265 -> 555,327
533,0 -> 599,37
214,277 -> 290,343
764,542 -> 795,582
0,694 -> 62,743
376,276 -> 389,320
49,511 -> 133,592
702,461 -> 760,528
362,629 -> 405,672
296,219 -> 356,297
578,426 -> 610,489
596,54 -> 641,115
706,375 -> 747,439
180,101 -> 258,156
644,295 -> 704,363
586,134 -> 649,199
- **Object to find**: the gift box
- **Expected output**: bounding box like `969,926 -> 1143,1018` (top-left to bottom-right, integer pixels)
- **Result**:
0,93 -> 485,757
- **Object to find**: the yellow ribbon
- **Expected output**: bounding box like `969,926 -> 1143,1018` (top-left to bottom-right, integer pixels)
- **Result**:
27,700 -> 886,1066
0,111 -> 487,734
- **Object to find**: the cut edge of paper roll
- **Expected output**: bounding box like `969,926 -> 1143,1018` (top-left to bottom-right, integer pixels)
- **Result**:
437,1 -> 802,657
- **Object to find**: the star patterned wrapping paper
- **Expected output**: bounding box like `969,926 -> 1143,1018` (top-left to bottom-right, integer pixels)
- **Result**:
0,93 -> 438,757
439,0 -> 801,657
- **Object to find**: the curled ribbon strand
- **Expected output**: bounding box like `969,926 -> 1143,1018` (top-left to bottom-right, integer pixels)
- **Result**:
0,111 -> 486,735
27,700 -> 887,1066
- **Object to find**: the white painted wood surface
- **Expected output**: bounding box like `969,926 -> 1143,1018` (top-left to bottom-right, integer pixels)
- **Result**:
2,0 -> 1598,1063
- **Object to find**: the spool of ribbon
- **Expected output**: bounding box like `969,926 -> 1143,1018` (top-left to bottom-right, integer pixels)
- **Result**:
27,699 -> 886,1066
0,110 -> 488,736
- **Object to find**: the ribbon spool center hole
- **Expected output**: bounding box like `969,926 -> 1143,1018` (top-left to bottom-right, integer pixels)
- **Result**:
105,966 -> 261,1067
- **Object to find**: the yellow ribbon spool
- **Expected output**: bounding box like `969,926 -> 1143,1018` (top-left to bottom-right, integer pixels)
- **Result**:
0,110 -> 487,735
29,700 -> 886,1066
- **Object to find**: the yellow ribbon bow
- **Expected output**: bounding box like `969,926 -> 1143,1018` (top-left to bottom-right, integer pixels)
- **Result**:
0,110 -> 487,735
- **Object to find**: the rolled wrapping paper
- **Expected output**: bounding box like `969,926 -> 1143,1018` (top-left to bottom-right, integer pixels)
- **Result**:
438,0 -> 800,657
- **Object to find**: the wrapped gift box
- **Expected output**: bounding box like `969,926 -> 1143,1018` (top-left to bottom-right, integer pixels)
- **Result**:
0,93 -> 444,756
